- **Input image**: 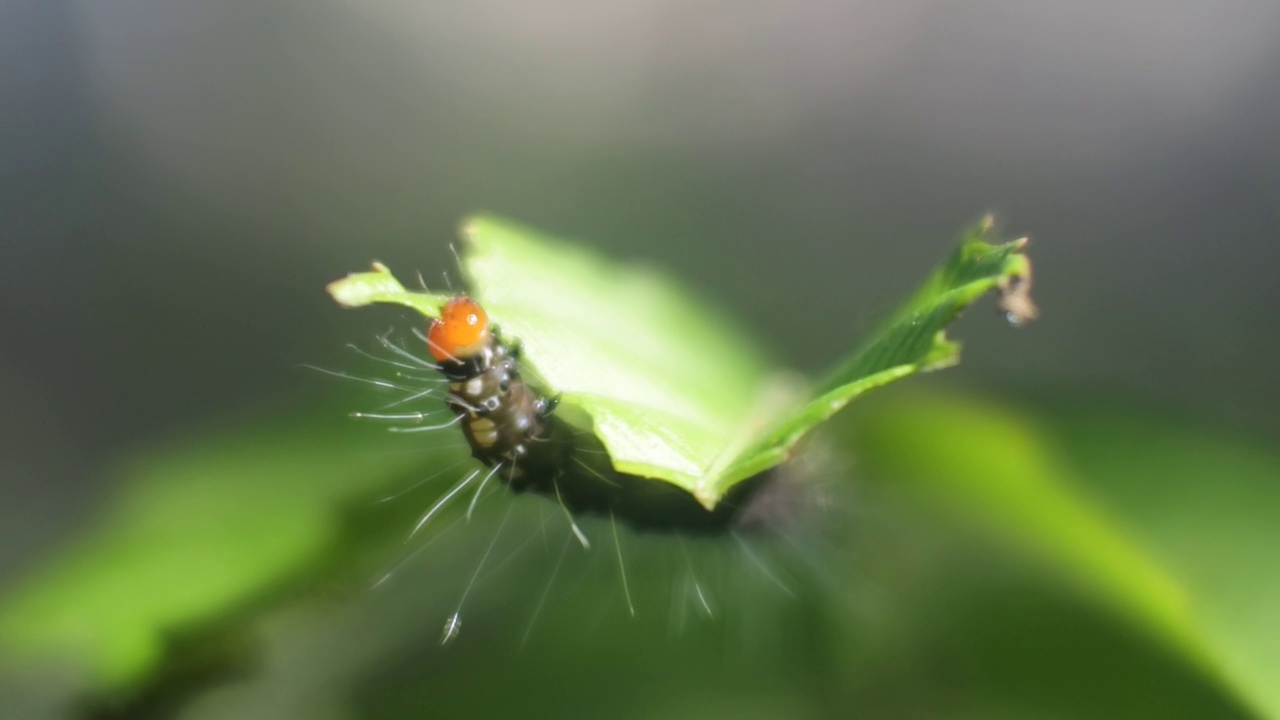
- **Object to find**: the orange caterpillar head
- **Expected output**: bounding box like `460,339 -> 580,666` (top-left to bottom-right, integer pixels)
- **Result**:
426,295 -> 490,362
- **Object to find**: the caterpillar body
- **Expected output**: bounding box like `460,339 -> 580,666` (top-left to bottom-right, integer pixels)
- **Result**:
425,296 -> 564,487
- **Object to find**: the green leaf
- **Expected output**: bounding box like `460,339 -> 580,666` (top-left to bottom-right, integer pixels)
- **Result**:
1049,408 -> 1280,720
850,390 -> 1280,720
326,262 -> 451,317
0,414 -> 456,693
332,215 -> 1036,508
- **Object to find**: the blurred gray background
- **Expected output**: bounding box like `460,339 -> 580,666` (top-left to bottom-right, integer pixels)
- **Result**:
2,0 -> 1277,581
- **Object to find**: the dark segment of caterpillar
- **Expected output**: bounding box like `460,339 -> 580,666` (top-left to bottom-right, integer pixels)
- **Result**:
423,295 -> 788,535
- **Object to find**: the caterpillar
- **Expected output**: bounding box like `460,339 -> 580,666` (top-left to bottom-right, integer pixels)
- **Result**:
423,295 -> 565,487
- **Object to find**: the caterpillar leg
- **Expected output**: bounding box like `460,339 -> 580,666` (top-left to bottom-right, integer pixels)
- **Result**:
538,394 -> 561,417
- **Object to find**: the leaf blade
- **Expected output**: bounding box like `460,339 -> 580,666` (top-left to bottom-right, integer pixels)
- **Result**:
327,215 -> 1034,507
326,262 -> 451,317
718,218 -> 1036,503
459,216 -> 773,499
